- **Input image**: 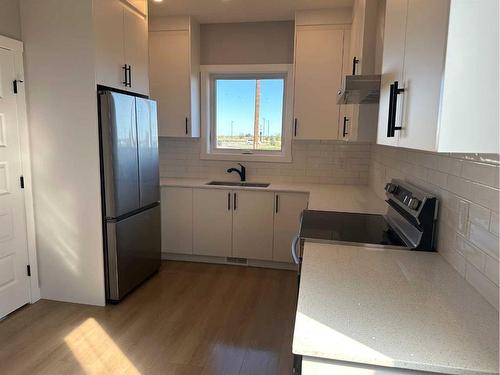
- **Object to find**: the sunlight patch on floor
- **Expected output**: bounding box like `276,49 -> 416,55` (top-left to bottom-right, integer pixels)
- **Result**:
64,318 -> 141,375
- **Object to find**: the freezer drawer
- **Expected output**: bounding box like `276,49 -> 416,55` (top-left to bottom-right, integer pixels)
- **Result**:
105,205 -> 161,301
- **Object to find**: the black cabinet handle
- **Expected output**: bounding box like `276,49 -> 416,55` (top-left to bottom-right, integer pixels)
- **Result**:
127,65 -> 132,87
233,193 -> 237,210
227,192 -> 231,210
185,117 -> 188,135
387,81 -> 404,137
275,195 -> 279,214
122,64 -> 128,87
352,56 -> 359,75
342,116 -> 349,137
294,118 -> 298,137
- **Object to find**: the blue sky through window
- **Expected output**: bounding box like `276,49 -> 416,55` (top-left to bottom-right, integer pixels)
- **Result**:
215,78 -> 284,138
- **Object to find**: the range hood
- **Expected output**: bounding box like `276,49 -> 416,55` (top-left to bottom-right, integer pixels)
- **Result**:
337,74 -> 381,104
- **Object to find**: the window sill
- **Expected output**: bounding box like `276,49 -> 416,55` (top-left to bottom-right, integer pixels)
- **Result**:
200,151 -> 292,163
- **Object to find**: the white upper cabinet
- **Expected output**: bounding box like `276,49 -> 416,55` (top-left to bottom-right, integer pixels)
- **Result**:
376,0 -> 407,147
123,7 -> 149,95
149,17 -> 200,138
293,12 -> 348,140
377,0 -> 499,153
94,0 -> 149,95
438,0 -> 498,153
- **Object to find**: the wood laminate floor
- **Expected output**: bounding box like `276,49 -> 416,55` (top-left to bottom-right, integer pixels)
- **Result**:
0,261 -> 298,375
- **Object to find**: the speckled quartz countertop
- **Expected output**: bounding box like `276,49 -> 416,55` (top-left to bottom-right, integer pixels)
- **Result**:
293,242 -> 499,374
160,178 -> 387,214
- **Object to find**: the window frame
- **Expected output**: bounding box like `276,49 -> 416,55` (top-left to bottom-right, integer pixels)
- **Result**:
200,64 -> 294,163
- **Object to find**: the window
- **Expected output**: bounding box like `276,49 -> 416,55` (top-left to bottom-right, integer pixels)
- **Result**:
201,65 -> 293,162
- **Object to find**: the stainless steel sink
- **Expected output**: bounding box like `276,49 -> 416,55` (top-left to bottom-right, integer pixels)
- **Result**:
206,181 -> 270,188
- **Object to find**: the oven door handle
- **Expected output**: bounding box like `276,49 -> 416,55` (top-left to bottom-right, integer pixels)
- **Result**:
291,235 -> 300,264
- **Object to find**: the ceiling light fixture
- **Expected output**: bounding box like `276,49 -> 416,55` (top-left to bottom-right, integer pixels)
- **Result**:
153,0 -> 163,2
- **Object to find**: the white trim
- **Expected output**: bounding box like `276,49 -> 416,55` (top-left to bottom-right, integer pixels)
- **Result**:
0,35 -> 40,303
0,35 -> 23,52
200,64 -> 294,163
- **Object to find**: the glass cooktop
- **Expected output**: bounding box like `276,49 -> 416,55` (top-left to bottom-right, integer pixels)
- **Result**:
299,210 -> 407,247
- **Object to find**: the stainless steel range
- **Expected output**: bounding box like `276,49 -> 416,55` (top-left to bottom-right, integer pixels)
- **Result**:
292,178 -> 439,265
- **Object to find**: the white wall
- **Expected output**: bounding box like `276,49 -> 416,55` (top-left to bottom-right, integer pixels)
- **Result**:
200,21 -> 294,65
20,0 -> 105,306
0,0 -> 22,40
370,145 -> 499,310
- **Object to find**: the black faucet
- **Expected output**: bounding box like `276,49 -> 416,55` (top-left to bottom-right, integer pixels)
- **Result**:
227,163 -> 246,182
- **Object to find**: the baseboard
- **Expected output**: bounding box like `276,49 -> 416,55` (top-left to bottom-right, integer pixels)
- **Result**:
162,252 -> 297,271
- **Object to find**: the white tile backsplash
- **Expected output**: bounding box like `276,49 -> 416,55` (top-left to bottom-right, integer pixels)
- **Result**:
370,144 -> 500,310
159,138 -> 371,184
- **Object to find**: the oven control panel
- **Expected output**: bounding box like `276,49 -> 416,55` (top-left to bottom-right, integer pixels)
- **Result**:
385,182 -> 422,212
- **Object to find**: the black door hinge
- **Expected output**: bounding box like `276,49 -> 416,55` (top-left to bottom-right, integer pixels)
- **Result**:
13,79 -> 24,94
20,176 -> 24,189
27,265 -> 31,277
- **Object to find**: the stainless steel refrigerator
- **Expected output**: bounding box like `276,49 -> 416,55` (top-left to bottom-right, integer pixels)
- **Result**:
98,90 -> 160,302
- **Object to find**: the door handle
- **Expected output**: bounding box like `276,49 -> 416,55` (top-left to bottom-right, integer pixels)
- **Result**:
275,195 -> 279,214
387,81 -> 404,137
294,118 -> 298,137
185,117 -> 189,135
127,65 -> 132,87
291,235 -> 300,264
342,116 -> 349,137
227,192 -> 231,210
233,192 -> 237,210
352,56 -> 359,75
122,64 -> 128,87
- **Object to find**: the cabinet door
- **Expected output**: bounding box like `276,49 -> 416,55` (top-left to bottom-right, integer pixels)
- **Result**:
161,187 -> 193,254
124,8 -> 149,95
149,30 -> 191,137
94,0 -> 126,90
376,0 -> 408,147
294,26 -> 344,140
273,193 -> 309,263
339,29 -> 356,141
398,0 -> 449,151
232,191 -> 274,261
193,189 -> 232,257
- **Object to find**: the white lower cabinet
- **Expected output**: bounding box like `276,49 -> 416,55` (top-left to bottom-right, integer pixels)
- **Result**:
193,188 -> 233,257
273,193 -> 309,262
161,187 -> 193,254
232,190 -> 275,261
161,187 -> 309,264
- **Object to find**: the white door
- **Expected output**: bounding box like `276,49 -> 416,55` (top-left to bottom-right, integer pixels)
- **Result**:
232,190 -> 274,261
0,47 -> 30,318
149,30 -> 191,137
193,188 -> 232,257
294,26 -> 344,140
376,0 -> 408,147
161,187 -> 193,254
94,0 -> 126,90
273,193 -> 308,263
123,7 -> 149,96
398,0 -> 449,151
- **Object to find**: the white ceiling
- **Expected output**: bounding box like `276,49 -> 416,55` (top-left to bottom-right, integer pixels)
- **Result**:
149,0 -> 354,23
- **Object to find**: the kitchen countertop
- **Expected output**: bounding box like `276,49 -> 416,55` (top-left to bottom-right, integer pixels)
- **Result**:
293,242 -> 499,375
160,178 -> 387,214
